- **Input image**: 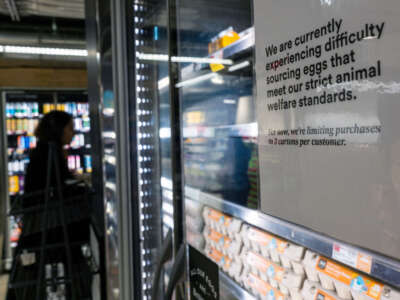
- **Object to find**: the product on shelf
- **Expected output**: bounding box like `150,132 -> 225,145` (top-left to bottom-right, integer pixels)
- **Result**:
302,280 -> 344,300
202,207 -> 242,238
6,102 -> 39,118
315,257 -> 383,300
199,207 -> 400,300
70,134 -> 85,148
303,250 -> 320,283
9,176 -> 19,195
243,272 -> 288,300
204,244 -> 243,277
44,102 -> 89,117
9,216 -> 21,246
84,155 -> 92,173
17,135 -> 36,150
68,155 -> 84,174
208,27 -> 240,55
203,226 -> 242,258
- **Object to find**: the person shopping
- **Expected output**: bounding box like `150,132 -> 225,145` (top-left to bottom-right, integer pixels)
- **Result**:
7,110 -> 91,300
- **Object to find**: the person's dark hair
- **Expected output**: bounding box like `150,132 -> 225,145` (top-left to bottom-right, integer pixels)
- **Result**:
35,110 -> 73,144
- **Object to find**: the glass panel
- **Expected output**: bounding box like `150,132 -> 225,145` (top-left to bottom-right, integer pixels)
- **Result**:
176,0 -> 257,208
97,1 -> 120,299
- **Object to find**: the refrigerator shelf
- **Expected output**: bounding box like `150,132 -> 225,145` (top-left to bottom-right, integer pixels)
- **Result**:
161,177 -> 400,289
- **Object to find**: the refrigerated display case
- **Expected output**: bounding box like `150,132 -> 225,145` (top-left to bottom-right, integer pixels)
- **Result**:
86,0 -> 166,299
1,90 -> 92,269
91,0 -> 400,299
164,0 -> 400,299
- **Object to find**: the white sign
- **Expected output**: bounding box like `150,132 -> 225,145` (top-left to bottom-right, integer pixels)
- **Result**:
254,0 -> 400,259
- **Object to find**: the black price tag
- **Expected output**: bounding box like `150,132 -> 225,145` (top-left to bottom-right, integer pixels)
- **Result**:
189,245 -> 219,300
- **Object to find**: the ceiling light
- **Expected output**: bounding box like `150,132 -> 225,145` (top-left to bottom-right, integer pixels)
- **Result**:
1,45 -> 87,57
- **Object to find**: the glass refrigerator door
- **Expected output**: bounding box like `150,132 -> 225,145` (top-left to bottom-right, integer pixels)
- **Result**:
177,1 -> 257,210
97,1 -> 121,298
174,0 -> 257,298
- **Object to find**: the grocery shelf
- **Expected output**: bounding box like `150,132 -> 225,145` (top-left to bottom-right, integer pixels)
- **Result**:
161,177 -> 400,289
179,27 -> 254,85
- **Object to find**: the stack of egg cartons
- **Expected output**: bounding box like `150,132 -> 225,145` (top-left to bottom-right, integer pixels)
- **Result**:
200,207 -> 400,300
301,250 -> 400,300
202,207 -> 243,282
239,224 -> 306,300
186,199 -> 205,250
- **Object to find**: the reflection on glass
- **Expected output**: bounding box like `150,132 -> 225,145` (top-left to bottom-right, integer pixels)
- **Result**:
177,0 -> 257,208
97,0 -> 120,298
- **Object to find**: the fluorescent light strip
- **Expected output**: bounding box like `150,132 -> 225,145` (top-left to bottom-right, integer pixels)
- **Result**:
176,72 -> 217,88
137,52 -> 233,65
158,76 -> 170,90
1,45 -> 87,57
137,53 -> 168,61
228,60 -> 250,72
172,56 -> 233,65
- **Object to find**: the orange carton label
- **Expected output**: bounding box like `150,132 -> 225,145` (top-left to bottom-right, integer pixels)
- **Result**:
247,273 -> 284,299
316,258 -> 383,300
315,289 -> 338,300
208,209 -> 232,227
208,229 -> 232,248
208,247 -> 223,263
207,247 -> 231,269
248,227 -> 288,253
357,253 -> 372,274
246,252 -> 284,282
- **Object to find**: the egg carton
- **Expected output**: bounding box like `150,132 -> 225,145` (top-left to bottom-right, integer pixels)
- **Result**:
202,207 -> 242,238
227,258 -> 243,283
204,244 -> 231,270
280,243 -> 306,270
243,271 -> 290,300
242,248 -> 305,297
242,224 -> 289,266
203,226 -> 242,258
302,250 -> 320,283
289,287 -> 304,300
302,280 -> 344,300
315,257 -> 394,300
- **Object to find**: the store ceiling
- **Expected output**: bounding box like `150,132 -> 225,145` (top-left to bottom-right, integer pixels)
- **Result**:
0,0 -> 86,64
0,0 -> 84,20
